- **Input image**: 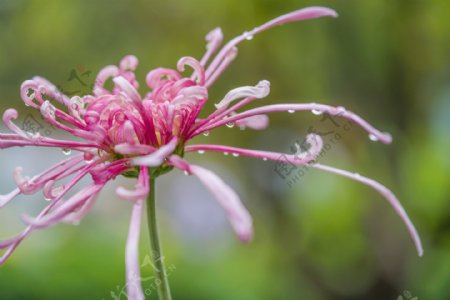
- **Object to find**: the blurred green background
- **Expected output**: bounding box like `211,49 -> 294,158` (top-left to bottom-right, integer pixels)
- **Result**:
0,0 -> 449,299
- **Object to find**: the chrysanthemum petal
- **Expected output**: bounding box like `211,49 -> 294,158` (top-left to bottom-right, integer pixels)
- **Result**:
200,27 -> 224,66
190,165 -> 253,242
206,6 -> 337,83
22,184 -> 103,229
169,155 -> 253,242
131,137 -> 178,166
185,134 -> 323,164
117,167 -> 149,202
197,103 -> 392,144
235,114 -> 269,130
125,199 -> 145,300
214,80 -> 270,112
311,163 -> 423,257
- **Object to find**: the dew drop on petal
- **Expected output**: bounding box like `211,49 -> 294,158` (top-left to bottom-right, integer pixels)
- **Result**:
226,122 -> 235,128
44,196 -> 52,201
46,104 -> 56,118
84,152 -> 94,163
203,131 -> 210,137
288,109 -> 295,114
368,134 -> 379,142
197,150 -> 205,154
311,109 -> 323,115
262,157 -> 268,161
223,152 -> 229,156
232,153 -> 240,157
336,106 -> 346,114
183,171 -> 189,176
243,31 -> 254,40
62,148 -> 72,155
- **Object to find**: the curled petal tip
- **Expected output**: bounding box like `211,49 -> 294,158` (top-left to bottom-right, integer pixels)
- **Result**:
120,55 -> 139,71
3,109 -> 18,122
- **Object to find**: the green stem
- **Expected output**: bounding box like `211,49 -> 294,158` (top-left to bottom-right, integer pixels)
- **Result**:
146,177 -> 172,300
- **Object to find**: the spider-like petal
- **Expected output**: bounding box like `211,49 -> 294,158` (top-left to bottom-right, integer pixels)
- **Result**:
197,103 -> 392,144
235,114 -> 269,130
185,134 -> 323,164
311,163 -> 423,257
169,155 -> 252,242
117,167 -> 149,202
125,199 -> 145,300
131,137 -> 178,166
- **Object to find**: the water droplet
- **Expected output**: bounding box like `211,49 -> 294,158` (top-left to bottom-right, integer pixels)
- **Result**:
288,109 -> 295,114
70,96 -> 84,110
183,171 -> 189,176
336,106 -> 346,114
44,196 -> 52,201
197,150 -> 205,154
226,122 -> 235,128
84,152 -> 94,163
311,109 -> 323,115
45,103 -> 56,118
354,173 -> 361,178
62,148 -> 72,155
262,157 -> 268,161
232,153 -> 240,157
203,131 -> 210,137
243,31 -> 254,40
368,134 -> 379,142
223,152 -> 229,156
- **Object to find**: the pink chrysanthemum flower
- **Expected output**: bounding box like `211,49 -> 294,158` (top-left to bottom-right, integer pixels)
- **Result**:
0,7 -> 422,299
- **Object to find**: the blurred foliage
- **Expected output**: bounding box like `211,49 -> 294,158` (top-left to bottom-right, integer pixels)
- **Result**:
0,0 -> 450,299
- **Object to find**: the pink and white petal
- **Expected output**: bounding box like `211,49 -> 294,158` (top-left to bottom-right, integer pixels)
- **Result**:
3,109 -> 31,139
0,160 -> 100,264
61,192 -> 99,225
125,199 -> 145,300
253,7 -> 337,33
0,193 -> 63,265
169,155 -> 252,242
0,189 -> 20,208
94,65 -> 120,96
131,137 -> 178,166
196,103 -> 392,144
117,167 -> 149,203
31,76 -> 71,106
311,163 -> 423,257
120,55 -> 139,71
206,6 -> 337,80
185,135 -> 323,165
114,143 -> 156,156
200,27 -> 224,66
22,184 -> 103,229
113,76 -> 143,106
214,80 -> 270,112
204,46 -> 238,87
235,114 -> 269,130
190,165 -> 253,242
177,56 -> 205,85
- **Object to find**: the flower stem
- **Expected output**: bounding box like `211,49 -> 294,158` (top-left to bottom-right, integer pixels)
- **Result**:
146,177 -> 172,300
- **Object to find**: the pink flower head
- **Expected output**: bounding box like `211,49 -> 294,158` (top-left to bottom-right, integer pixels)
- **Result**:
0,7 -> 422,299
